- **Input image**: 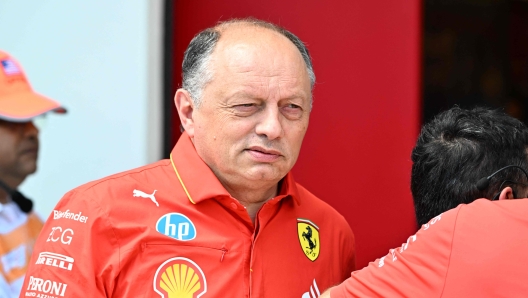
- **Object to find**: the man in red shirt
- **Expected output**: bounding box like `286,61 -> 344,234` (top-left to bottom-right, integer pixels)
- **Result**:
326,197 -> 528,297
21,18 -> 355,297
322,107 -> 528,297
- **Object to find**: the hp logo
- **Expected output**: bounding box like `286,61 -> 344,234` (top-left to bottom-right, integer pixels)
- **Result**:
156,213 -> 196,241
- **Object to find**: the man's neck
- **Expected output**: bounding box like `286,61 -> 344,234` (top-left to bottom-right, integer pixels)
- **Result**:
224,184 -> 279,224
0,192 -> 7,204
0,175 -> 23,204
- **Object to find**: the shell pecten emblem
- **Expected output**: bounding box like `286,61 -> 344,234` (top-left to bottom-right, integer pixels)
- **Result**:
297,218 -> 320,261
153,257 -> 207,298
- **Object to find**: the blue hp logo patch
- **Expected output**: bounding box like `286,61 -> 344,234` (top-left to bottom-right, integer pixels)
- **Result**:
156,213 -> 196,241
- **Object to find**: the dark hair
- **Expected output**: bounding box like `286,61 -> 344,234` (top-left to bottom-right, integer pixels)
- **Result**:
181,17 -> 315,107
411,106 -> 528,226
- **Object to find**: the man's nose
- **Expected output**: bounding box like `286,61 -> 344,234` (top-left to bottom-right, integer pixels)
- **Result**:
255,106 -> 283,140
22,121 -> 39,138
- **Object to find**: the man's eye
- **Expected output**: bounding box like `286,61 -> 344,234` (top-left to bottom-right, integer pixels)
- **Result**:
283,104 -> 302,112
233,103 -> 258,115
282,104 -> 303,119
286,104 -> 301,109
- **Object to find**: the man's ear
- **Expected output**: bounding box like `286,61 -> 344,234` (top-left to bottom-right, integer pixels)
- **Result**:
174,89 -> 195,138
498,186 -> 515,200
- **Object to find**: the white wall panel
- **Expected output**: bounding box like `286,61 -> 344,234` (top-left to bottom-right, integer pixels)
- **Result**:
0,0 -> 163,218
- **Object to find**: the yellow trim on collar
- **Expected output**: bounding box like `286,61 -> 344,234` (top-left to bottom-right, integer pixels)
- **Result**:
170,153 -> 195,204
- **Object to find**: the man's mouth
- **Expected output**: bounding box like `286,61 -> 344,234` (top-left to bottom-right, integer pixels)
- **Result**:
246,146 -> 282,162
20,145 -> 39,156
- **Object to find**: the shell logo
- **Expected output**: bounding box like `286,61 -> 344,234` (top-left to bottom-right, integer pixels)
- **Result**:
153,257 -> 207,298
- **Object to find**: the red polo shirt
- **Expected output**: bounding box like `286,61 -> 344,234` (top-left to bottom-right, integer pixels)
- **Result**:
331,198 -> 528,298
21,132 -> 355,297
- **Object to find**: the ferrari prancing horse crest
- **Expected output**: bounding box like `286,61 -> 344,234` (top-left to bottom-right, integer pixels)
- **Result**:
297,218 -> 320,261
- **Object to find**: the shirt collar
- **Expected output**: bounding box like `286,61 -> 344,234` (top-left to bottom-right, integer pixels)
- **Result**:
170,132 -> 300,205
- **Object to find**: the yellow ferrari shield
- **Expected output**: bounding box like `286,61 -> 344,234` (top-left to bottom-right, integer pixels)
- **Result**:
297,218 -> 320,261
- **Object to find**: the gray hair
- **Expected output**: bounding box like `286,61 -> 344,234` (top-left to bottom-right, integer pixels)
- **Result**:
181,18 -> 316,108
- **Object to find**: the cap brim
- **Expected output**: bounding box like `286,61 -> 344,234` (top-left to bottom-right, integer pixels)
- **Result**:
0,92 -> 66,122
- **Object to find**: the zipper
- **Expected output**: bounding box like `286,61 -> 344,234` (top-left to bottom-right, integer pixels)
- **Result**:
143,243 -> 228,262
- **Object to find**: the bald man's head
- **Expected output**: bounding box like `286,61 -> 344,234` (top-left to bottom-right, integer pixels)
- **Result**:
181,18 -> 315,108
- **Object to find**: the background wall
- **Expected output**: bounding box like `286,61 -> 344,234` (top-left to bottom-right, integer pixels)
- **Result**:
0,0 -> 163,218
168,0 -> 420,269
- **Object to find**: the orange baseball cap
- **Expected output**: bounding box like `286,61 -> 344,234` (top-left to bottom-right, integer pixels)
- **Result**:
0,50 -> 66,122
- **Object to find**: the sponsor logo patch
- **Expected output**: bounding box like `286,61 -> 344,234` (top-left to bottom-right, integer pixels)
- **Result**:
133,189 -> 159,207
25,276 -> 68,297
302,279 -> 321,298
156,213 -> 196,241
35,252 -> 74,271
297,218 -> 320,261
153,257 -> 207,298
46,227 -> 74,245
53,209 -> 88,223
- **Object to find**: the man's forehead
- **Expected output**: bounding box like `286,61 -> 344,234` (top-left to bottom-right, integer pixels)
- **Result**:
209,47 -> 310,99
214,23 -> 294,53
200,21 -> 312,102
224,84 -> 309,101
211,27 -> 303,70
215,21 -> 277,35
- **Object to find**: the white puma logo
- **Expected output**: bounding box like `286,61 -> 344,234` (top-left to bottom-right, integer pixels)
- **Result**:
302,279 -> 320,298
132,189 -> 159,207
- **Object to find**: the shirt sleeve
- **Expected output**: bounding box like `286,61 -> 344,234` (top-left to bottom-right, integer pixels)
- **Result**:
331,206 -> 462,298
19,187 -> 119,297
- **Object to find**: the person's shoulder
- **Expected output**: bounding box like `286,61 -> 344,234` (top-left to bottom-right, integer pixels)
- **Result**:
469,197 -> 528,208
457,197 -> 526,215
457,198 -> 528,224
462,197 -> 497,209
295,183 -> 336,209
77,159 -> 170,189
294,183 -> 349,225
60,159 -> 171,203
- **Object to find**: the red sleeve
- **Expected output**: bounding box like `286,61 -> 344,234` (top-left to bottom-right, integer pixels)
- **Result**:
19,187 -> 119,297
330,206 -> 462,298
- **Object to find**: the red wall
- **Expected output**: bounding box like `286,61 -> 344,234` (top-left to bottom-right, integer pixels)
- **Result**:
170,0 -> 420,269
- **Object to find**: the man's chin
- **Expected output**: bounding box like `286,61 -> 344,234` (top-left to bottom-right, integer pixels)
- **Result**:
19,163 -> 38,177
243,167 -> 287,183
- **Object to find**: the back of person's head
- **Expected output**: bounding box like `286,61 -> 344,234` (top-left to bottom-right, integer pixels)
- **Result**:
411,106 -> 528,226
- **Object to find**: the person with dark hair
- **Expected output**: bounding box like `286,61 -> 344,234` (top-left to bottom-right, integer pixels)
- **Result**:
0,50 -> 66,297
411,106 -> 528,226
22,18 -> 355,297
320,106 -> 528,297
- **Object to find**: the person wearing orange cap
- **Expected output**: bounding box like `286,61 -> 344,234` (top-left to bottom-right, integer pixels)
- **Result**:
0,50 -> 65,297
